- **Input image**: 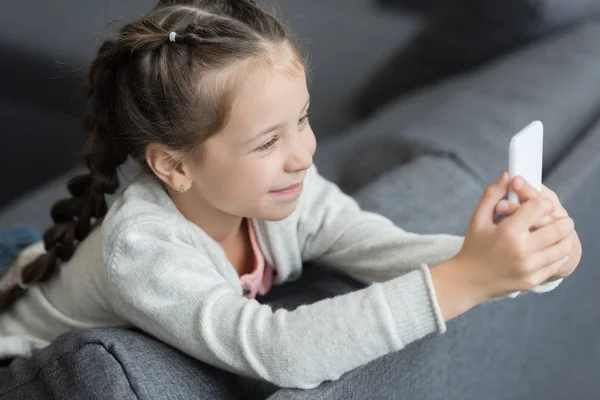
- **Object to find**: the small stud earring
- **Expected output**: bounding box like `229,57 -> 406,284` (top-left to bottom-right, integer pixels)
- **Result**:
180,184 -> 186,193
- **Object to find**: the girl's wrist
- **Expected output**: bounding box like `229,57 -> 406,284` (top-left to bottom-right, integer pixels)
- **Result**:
429,256 -> 488,322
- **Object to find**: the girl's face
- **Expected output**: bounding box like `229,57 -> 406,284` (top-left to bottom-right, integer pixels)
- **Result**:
190,60 -> 316,221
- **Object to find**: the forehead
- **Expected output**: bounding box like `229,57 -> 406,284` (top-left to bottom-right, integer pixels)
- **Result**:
222,57 -> 307,138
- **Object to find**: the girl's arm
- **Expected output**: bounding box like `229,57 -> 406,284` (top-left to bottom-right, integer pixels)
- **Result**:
106,220 -> 447,389
296,165 -> 562,297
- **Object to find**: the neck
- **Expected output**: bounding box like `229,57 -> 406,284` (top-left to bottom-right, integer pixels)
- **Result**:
167,187 -> 244,246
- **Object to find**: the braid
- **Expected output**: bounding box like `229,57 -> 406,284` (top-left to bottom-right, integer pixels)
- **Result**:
0,41 -> 129,311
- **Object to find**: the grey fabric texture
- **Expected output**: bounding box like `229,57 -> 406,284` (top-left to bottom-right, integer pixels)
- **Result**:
0,328 -> 249,400
353,0 -> 600,117
317,21 -> 600,192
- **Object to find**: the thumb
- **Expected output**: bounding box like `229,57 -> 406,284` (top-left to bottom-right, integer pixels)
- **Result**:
472,171 -> 509,228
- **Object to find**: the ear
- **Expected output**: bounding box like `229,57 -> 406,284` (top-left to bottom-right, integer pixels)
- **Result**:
145,143 -> 193,192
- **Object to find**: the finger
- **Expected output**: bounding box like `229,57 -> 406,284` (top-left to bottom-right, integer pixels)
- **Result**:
527,253 -> 570,288
496,202 -> 553,229
541,184 -> 559,202
472,170 -> 509,228
529,214 -> 555,231
511,175 -> 542,203
496,199 -> 519,216
501,195 -> 567,221
496,200 -> 553,228
530,217 -> 575,251
528,232 -> 573,274
550,208 -> 569,219
536,215 -> 555,229
541,185 -> 569,219
510,196 -> 556,233
492,216 -> 545,227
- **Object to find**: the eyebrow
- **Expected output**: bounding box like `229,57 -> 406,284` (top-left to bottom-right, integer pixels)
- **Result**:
246,96 -> 311,144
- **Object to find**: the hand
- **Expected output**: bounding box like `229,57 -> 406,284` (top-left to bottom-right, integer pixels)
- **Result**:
494,174 -> 582,281
454,170 -> 575,301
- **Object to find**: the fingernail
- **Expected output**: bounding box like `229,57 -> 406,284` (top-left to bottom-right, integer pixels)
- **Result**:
498,202 -> 508,212
514,177 -> 524,189
562,255 -> 569,263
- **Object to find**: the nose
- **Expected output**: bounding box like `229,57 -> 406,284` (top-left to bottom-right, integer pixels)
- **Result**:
284,134 -> 314,173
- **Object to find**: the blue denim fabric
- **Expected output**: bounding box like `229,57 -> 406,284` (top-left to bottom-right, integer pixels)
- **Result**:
0,226 -> 42,275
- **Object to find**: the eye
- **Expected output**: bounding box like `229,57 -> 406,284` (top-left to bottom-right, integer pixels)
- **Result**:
299,111 -> 313,125
256,136 -> 279,152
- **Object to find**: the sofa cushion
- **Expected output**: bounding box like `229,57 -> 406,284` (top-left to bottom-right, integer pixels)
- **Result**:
353,0 -> 600,117
353,155 -> 480,236
0,327 -> 248,400
316,21 -> 600,192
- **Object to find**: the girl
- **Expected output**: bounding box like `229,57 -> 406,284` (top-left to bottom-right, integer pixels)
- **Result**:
0,0 -> 581,389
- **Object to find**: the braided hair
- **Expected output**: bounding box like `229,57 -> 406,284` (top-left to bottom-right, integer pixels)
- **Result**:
0,0 -> 307,310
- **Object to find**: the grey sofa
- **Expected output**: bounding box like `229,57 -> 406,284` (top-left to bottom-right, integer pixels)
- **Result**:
1,1 -> 599,399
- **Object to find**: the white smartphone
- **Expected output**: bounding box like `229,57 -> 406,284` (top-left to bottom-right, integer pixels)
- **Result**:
508,120 -> 544,204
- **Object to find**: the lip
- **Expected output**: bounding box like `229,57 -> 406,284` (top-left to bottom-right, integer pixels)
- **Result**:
271,182 -> 303,196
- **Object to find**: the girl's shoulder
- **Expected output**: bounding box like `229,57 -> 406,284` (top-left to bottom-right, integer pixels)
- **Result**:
101,173 -> 193,250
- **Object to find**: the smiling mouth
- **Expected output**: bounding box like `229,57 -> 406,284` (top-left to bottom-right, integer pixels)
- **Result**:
272,182 -> 302,192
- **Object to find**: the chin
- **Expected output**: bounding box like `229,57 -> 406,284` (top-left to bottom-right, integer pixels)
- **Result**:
259,203 -> 299,221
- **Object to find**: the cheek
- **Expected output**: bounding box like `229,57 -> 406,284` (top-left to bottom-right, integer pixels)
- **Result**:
229,161 -> 278,198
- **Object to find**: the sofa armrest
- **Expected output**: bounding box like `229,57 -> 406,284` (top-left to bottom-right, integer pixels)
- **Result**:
0,328 -> 247,400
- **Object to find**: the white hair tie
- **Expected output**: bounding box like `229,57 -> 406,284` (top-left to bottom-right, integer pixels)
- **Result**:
18,276 -> 29,290
169,32 -> 177,42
